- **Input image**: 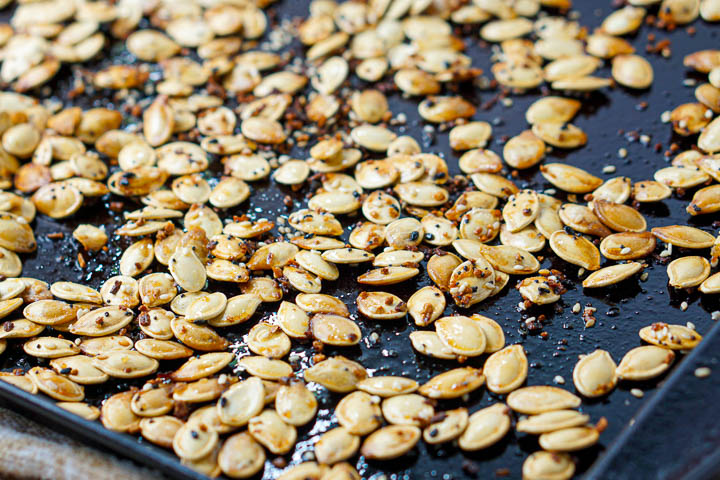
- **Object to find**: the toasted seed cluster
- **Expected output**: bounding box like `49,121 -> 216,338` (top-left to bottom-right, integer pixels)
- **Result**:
0,0 -> 717,478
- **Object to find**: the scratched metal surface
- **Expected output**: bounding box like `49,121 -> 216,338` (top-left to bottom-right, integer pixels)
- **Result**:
0,1 -> 719,479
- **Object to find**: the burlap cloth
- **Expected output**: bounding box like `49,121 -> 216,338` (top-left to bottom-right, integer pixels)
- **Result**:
0,406 -> 161,480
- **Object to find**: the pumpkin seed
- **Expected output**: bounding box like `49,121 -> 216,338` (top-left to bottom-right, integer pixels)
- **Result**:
360,425 -> 420,460
483,345 -> 529,394
639,322 -> 702,350
448,258 -> 495,307
652,225 -> 715,248
423,408 -> 469,444
23,337 -> 79,358
476,244 -> 540,275
275,381 -> 318,427
418,367 -> 485,399
654,165 -> 709,188
311,314 -> 361,346
458,403 -> 511,451
140,416 -> 184,449
78,336 -> 132,356
507,386 -> 581,414
248,409 -> 297,455
471,173 -> 519,199
407,286 -> 445,326
70,306 -> 134,337
540,163 -> 601,193
247,322 -> 291,358
409,330 -> 458,360
170,352 -> 234,382
435,316 -> 487,357
549,231 -> 601,271
0,318 -> 44,339
134,339 -> 193,360
131,385 -> 173,417
612,54 -> 654,89
0,372 -> 36,394
582,262 -> 644,288
688,184 -> 720,215
28,366 -> 84,402
526,97 -> 581,125
544,55 -> 601,82
517,410 -> 591,434
616,346 -> 675,381
382,393 -> 435,427
559,204 -> 611,238
173,421 -> 219,461
418,96 -> 475,123
304,356 -> 367,393
700,271 -> 720,294
296,293 -> 349,316
667,256 -> 710,288
539,426 -> 600,452
522,451 -> 575,480
349,222 -> 386,250
503,190 -> 539,233
356,291 -> 406,320
600,232 -> 656,260
100,275 -> 139,308
449,122 -> 492,151
93,350 -> 159,379
357,266 -> 419,285
218,432 -> 265,479
216,377 -> 264,428
572,349 -> 618,398
101,391 -> 140,433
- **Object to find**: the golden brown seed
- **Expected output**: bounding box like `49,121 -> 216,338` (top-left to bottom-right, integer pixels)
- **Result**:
540,164 -> 601,193
652,225 -> 715,249
582,262 -> 644,288
616,346 -> 675,381
572,350 -> 618,398
559,204 -> 612,238
484,345 -> 528,394
600,232 -> 656,260
418,367 -> 485,399
304,356 -> 367,393
458,403 -> 511,451
549,231 -> 601,271
360,425 -> 421,460
539,426 -> 600,452
276,381 -> 318,427
507,386 -> 582,414
667,256 -> 710,288
639,323 -> 702,350
517,410 -> 591,435
435,316 -> 487,357
523,451 -> 576,480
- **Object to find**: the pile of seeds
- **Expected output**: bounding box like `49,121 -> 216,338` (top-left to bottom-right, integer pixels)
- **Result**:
0,0 -> 718,478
